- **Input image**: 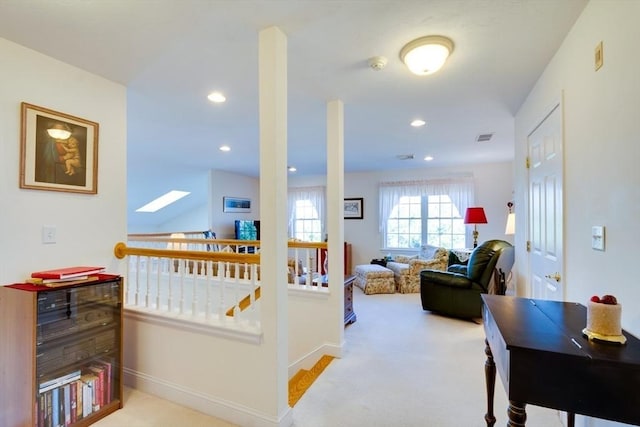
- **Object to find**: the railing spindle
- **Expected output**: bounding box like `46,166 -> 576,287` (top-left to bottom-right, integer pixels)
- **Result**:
134,256 -> 141,306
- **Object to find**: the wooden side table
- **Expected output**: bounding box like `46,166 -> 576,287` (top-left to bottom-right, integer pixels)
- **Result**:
343,275 -> 357,325
316,275 -> 357,326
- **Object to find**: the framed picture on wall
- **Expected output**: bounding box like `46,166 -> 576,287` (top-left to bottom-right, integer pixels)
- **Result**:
223,196 -> 251,213
344,197 -> 363,219
20,102 -> 99,194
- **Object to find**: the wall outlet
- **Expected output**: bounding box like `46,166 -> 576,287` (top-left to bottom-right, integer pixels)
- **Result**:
42,225 -> 56,244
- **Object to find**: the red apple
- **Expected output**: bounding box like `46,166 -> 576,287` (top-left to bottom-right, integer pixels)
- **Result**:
601,294 -> 617,305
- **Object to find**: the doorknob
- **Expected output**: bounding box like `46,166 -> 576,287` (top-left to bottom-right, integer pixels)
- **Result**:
545,272 -> 561,282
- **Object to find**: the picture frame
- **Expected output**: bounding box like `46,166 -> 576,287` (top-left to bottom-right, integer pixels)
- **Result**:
223,196 -> 251,213
344,197 -> 363,219
20,102 -> 99,194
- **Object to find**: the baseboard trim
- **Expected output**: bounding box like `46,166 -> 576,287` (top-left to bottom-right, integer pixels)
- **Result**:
124,368 -> 293,427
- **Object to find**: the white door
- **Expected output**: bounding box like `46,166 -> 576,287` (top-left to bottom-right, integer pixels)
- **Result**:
528,102 -> 564,301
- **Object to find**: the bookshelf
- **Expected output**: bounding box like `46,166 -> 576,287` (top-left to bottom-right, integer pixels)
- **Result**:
0,275 -> 123,426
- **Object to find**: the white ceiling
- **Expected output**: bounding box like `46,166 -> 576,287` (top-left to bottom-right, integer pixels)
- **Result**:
0,0 -> 588,228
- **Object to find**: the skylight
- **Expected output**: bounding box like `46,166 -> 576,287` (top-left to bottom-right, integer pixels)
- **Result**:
135,190 -> 190,213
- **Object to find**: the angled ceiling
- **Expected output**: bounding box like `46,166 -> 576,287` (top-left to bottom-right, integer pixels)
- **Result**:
0,0 -> 588,229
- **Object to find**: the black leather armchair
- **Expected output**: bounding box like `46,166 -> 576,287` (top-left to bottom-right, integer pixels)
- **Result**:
420,240 -> 515,319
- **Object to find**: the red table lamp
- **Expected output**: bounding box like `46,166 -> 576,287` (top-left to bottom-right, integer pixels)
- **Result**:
464,207 -> 488,248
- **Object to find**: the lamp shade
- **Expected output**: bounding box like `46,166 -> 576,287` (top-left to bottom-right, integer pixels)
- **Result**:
167,232 -> 187,251
464,207 -> 487,225
505,213 -> 516,235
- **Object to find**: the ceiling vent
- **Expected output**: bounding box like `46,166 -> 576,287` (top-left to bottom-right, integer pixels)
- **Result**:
476,133 -> 494,143
396,154 -> 415,160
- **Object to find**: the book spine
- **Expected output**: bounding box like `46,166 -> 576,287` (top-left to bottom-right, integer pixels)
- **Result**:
76,380 -> 83,421
51,388 -> 59,427
81,374 -> 94,417
45,390 -> 53,427
38,393 -> 45,427
69,381 -> 77,424
63,384 -> 71,426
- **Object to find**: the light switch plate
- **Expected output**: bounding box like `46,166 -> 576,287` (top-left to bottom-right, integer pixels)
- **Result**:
42,225 -> 56,244
591,226 -> 605,251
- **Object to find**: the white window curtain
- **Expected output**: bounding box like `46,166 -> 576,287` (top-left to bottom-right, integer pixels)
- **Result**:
378,177 -> 474,232
287,186 -> 326,238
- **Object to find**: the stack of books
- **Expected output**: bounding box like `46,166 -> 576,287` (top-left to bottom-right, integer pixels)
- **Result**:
37,360 -> 114,425
27,266 -> 105,287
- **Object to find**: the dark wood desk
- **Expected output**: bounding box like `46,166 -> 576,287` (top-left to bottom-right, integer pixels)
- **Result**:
482,295 -> 640,427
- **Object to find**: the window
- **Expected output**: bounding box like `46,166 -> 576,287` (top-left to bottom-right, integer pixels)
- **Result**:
288,186 -> 325,242
293,199 -> 322,241
386,196 -> 422,248
385,195 -> 465,249
379,178 -> 473,250
426,195 -> 465,248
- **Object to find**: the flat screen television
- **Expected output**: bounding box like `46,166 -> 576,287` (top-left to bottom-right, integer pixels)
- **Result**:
234,220 -> 260,240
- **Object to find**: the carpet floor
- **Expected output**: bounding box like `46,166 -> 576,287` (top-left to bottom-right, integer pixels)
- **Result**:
95,287 -> 566,426
291,288 -> 565,427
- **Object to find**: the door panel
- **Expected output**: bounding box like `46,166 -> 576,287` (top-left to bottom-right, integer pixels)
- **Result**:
528,102 -> 563,301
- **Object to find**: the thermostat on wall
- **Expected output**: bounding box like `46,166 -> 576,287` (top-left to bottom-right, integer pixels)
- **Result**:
592,226 -> 605,251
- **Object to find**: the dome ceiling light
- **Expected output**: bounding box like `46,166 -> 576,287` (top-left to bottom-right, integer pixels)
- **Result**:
400,35 -> 454,76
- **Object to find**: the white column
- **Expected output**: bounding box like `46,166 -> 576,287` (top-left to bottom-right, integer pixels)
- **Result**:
258,26 -> 291,423
326,100 -> 345,351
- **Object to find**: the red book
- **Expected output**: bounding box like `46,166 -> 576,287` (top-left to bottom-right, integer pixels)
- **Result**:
31,266 -> 105,280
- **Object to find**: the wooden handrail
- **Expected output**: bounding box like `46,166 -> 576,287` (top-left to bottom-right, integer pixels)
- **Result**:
125,235 -> 327,250
113,242 -> 260,263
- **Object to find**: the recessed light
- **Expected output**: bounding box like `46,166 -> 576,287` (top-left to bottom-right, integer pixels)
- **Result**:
136,190 -> 190,213
424,156 -> 434,161
219,145 -> 231,152
288,166 -> 297,172
207,92 -> 226,103
411,119 -> 426,127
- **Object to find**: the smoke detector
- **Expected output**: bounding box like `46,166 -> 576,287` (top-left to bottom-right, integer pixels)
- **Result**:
368,56 -> 388,71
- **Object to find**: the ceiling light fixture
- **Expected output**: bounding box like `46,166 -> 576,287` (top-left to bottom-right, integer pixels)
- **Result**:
411,119 -> 426,127
219,145 -> 231,152
287,166 -> 297,172
400,35 -> 454,76
136,190 -> 190,213
424,156 -> 434,161
207,92 -> 226,103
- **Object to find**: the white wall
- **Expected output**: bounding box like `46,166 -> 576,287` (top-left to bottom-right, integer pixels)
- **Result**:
291,161 -> 515,268
158,202 -> 209,233
209,169 -> 260,238
515,2 -> 640,426
0,38 -> 127,284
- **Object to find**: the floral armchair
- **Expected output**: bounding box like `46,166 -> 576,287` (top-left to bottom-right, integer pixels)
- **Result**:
386,246 -> 449,293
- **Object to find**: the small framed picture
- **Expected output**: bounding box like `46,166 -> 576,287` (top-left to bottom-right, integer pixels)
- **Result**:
344,197 -> 363,219
223,196 -> 251,213
20,102 -> 99,194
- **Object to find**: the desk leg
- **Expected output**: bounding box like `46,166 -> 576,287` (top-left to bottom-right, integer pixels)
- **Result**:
484,338 -> 496,427
507,401 -> 527,427
567,412 -> 575,427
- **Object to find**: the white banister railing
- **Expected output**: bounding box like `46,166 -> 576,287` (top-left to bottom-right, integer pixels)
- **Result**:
114,237 -> 329,334
114,243 -> 261,332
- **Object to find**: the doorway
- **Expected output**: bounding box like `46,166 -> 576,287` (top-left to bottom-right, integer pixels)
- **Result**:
527,101 -> 564,301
